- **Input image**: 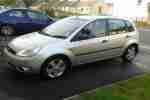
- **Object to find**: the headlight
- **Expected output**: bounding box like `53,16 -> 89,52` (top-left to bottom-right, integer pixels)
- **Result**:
16,48 -> 41,57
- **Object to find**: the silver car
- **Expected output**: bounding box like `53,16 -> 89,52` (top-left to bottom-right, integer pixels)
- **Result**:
4,16 -> 139,79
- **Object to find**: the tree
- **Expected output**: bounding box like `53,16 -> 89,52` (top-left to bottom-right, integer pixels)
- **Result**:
0,0 -> 16,6
148,2 -> 150,16
21,0 -> 37,7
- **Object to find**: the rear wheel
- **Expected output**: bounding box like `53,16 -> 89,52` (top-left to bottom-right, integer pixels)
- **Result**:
41,56 -> 70,79
0,25 -> 15,36
122,45 -> 137,62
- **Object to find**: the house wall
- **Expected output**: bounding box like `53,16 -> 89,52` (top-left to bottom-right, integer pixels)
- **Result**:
77,7 -> 91,15
98,3 -> 113,15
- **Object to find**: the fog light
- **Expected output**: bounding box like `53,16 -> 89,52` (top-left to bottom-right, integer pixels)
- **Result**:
17,66 -> 30,72
22,67 -> 30,71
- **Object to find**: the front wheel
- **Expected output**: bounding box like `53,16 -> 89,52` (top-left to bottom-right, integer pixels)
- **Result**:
41,56 -> 70,79
122,45 -> 137,62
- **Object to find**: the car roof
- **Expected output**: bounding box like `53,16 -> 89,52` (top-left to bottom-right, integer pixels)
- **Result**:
10,8 -> 34,11
68,16 -> 131,22
3,8 -> 38,12
11,8 -> 30,10
1,8 -> 45,14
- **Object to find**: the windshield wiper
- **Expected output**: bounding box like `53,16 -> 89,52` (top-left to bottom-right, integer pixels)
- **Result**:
38,31 -> 50,36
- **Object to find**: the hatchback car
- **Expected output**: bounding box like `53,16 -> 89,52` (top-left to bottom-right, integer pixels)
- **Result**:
4,16 -> 139,79
0,8 -> 54,35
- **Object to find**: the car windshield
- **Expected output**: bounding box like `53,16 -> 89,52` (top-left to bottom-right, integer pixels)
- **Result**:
41,17 -> 88,39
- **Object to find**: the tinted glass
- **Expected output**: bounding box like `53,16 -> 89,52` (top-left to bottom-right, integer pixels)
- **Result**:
93,20 -> 107,37
108,19 -> 126,35
83,22 -> 96,37
72,20 -> 107,41
72,22 -> 96,41
27,11 -> 49,20
8,10 -> 24,17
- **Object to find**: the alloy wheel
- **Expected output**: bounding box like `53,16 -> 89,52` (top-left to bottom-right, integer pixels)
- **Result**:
46,59 -> 66,78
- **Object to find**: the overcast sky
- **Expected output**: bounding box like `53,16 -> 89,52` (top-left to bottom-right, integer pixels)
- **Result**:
110,0 -> 149,18
69,0 -> 149,18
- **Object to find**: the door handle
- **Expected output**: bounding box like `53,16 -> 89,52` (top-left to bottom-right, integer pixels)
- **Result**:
101,40 -> 108,43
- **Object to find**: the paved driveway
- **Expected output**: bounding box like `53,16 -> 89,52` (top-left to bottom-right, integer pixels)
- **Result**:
139,28 -> 150,45
0,53 -> 145,100
0,29 -> 149,100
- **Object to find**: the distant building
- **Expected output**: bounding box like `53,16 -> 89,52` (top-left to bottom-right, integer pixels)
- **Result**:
31,0 -> 112,16
57,0 -> 112,15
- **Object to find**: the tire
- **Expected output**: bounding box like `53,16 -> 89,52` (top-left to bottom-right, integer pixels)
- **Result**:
0,25 -> 15,36
41,56 -> 70,79
122,45 -> 137,62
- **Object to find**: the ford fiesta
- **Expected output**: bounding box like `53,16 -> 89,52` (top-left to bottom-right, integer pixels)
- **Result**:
4,16 -> 139,79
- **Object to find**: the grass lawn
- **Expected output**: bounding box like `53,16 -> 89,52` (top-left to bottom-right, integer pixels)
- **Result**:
78,73 -> 150,100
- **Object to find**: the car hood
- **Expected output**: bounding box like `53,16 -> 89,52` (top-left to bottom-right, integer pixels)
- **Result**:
8,32 -> 64,52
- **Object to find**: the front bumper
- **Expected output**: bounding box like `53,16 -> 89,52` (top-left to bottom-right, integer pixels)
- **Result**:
4,48 -> 43,73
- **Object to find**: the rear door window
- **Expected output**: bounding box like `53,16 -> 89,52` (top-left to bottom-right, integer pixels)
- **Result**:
108,19 -> 126,35
27,11 -> 49,21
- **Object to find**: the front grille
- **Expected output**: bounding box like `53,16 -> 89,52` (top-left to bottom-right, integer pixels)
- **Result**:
7,46 -> 16,55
